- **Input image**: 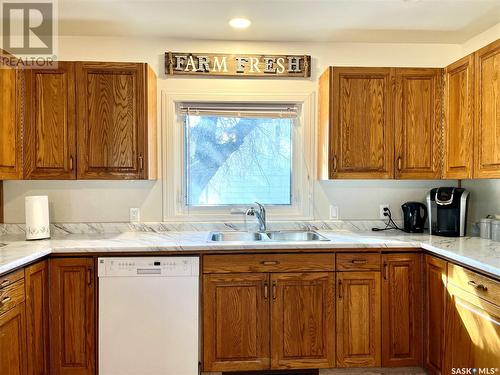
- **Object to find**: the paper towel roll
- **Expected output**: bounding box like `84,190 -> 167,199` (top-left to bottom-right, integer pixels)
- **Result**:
25,196 -> 50,240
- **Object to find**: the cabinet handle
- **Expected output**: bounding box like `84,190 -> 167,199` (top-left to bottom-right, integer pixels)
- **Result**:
261,261 -> 279,266
1,296 -> 11,304
383,262 -> 388,280
139,156 -> 144,171
264,281 -> 269,300
69,156 -> 74,171
397,156 -> 402,171
272,281 -> 277,301
87,268 -> 92,286
338,279 -> 342,299
351,259 -> 367,264
333,155 -> 338,173
468,280 -> 488,291
0,280 -> 9,288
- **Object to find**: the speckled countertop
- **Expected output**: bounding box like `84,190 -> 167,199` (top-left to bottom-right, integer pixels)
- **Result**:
0,230 -> 498,277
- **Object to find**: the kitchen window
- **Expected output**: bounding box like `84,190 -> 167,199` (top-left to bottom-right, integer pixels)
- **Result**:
180,103 -> 297,207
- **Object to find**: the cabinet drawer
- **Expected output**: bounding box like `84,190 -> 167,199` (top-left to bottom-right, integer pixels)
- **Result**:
203,253 -> 335,273
0,268 -> 24,289
448,263 -> 499,306
0,279 -> 25,315
336,253 -> 381,271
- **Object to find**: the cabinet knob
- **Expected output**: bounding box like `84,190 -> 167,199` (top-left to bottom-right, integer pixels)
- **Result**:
69,156 -> 74,171
468,280 -> 488,291
260,260 -> 279,266
397,156 -> 402,171
338,279 -> 342,299
333,155 -> 338,173
139,156 -> 144,171
1,296 -> 11,304
351,259 -> 367,264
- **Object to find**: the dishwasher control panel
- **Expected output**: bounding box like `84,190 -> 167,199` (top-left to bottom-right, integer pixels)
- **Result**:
98,257 -> 199,277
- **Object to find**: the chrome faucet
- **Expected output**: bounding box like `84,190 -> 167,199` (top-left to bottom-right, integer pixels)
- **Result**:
246,202 -> 267,232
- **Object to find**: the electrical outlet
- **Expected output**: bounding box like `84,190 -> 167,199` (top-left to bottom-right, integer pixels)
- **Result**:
329,205 -> 339,220
130,208 -> 140,223
379,204 -> 390,219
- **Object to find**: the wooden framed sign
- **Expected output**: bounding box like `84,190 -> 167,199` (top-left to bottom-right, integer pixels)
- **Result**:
165,52 -> 311,78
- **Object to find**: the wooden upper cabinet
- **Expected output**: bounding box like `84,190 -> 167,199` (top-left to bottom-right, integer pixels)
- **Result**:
25,260 -> 49,375
336,271 -> 381,368
443,55 -> 475,179
474,39 -> 500,178
423,255 -> 447,375
381,253 -> 422,367
49,258 -> 95,375
394,68 -> 442,179
0,53 -> 23,180
322,67 -> 394,179
203,273 -> 270,372
24,62 -> 77,179
270,272 -> 335,369
76,62 -> 157,179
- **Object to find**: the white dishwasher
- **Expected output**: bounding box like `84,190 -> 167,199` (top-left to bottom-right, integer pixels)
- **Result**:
98,257 -> 199,375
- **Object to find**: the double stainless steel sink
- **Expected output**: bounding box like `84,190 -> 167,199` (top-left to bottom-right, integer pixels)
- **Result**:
209,230 -> 330,242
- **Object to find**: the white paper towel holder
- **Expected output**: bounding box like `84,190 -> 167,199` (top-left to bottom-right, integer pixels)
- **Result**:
25,195 -> 51,240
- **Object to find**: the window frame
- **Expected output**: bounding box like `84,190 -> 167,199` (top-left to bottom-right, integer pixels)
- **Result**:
162,90 -> 315,222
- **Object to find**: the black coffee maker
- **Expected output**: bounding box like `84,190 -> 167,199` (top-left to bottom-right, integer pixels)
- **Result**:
401,202 -> 428,233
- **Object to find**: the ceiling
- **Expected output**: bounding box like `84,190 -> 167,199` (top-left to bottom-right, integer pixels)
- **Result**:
57,0 -> 500,43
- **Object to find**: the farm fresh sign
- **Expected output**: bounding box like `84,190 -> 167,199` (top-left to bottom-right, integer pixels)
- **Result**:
165,52 -> 311,78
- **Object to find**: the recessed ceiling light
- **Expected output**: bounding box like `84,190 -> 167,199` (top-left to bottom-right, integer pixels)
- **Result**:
229,18 -> 251,29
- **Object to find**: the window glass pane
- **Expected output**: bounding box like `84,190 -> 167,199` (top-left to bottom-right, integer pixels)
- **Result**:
185,114 -> 293,206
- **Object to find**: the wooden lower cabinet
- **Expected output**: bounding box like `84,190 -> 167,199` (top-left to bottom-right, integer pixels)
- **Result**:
443,284 -> 500,372
203,273 -> 270,372
381,253 -> 422,367
336,271 -> 381,367
49,258 -> 95,375
0,303 -> 28,375
424,256 -> 447,375
25,260 -> 49,375
271,272 -> 335,369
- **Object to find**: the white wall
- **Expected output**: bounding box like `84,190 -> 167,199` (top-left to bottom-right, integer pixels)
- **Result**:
3,29 -> 498,223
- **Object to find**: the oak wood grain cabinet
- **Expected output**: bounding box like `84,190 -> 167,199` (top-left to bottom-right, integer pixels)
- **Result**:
75,62 -> 157,180
24,62 -> 77,179
381,253 -> 422,367
25,260 -> 49,375
0,303 -> 28,375
203,273 -> 270,372
336,271 -> 381,367
423,255 -> 447,375
202,254 -> 335,372
443,54 -> 475,179
394,68 -> 442,179
0,268 -> 27,375
473,39 -> 500,178
318,67 -> 395,179
443,284 -> 500,372
0,52 -> 23,180
49,258 -> 95,375
271,272 -> 335,369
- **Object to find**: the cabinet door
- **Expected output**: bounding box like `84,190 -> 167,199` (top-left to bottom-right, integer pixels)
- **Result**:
331,67 -> 394,179
24,62 -> 76,179
76,62 -> 146,179
474,39 -> 500,178
394,68 -> 442,179
443,55 -> 474,179
0,56 -> 23,180
336,272 -> 381,367
423,256 -> 447,375
381,253 -> 422,367
203,273 -> 270,372
271,272 -> 335,369
25,260 -> 49,375
443,284 -> 500,372
49,258 -> 95,375
0,303 -> 28,375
